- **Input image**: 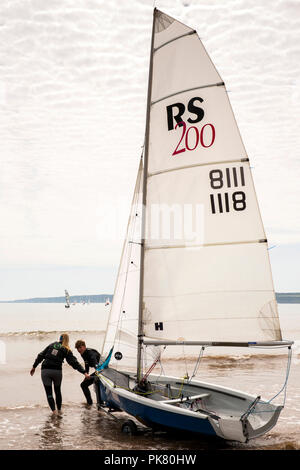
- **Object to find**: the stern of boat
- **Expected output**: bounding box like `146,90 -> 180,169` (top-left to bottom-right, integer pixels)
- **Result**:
212,400 -> 283,443
243,403 -> 283,441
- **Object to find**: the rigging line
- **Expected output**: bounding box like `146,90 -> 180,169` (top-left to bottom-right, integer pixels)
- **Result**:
157,353 -> 166,380
99,369 -> 177,399
189,347 -> 205,382
174,376 -> 187,399
141,346 -> 166,383
146,375 -> 187,400
144,345 -> 166,386
250,347 -> 293,414
268,346 -> 292,406
182,343 -> 189,379
151,81 -> 224,106
145,239 -> 268,251
154,30 -> 196,52
97,373 -> 162,397
147,157 -> 249,178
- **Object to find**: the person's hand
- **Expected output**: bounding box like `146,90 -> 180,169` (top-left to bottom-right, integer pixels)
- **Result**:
84,373 -> 90,380
30,368 -> 35,376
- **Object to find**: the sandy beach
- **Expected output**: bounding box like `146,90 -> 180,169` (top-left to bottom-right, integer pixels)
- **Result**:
0,303 -> 299,451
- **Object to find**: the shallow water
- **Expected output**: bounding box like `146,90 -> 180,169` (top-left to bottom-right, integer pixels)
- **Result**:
0,303 -> 299,450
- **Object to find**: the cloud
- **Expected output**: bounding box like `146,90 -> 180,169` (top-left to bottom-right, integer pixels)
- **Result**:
0,0 -> 299,298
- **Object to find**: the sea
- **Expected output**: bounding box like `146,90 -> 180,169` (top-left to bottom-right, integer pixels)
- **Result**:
0,302 -> 299,452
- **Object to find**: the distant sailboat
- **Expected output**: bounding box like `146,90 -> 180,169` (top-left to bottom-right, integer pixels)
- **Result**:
95,8 -> 293,443
64,290 -> 70,309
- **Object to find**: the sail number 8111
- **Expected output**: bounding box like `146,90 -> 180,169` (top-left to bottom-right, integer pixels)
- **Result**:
209,167 -> 247,214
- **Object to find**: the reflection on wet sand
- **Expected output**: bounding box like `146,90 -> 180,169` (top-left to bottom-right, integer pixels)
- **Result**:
1,401 -> 300,450
39,414 -> 63,450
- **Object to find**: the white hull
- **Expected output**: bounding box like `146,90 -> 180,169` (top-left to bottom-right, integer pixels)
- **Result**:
96,369 -> 282,443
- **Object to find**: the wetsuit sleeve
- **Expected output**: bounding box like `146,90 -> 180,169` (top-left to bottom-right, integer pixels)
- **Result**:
32,345 -> 50,368
65,350 -> 86,374
88,349 -> 101,368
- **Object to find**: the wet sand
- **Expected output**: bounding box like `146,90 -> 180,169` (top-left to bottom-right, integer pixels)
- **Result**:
0,304 -> 299,451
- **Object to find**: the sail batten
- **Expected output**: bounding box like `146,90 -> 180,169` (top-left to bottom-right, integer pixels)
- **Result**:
154,30 -> 196,52
151,82 -> 224,105
148,158 -> 247,177
145,239 -> 268,250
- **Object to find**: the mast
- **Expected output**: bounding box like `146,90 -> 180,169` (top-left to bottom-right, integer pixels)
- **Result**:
136,8 -> 156,382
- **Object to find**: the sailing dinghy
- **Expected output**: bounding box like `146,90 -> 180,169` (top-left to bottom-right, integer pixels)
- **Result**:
95,9 -> 293,443
64,289 -> 70,309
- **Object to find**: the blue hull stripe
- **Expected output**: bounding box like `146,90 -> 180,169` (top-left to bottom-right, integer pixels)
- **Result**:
98,382 -> 217,437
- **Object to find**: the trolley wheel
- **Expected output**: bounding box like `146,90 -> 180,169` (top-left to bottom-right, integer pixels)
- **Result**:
121,419 -> 138,435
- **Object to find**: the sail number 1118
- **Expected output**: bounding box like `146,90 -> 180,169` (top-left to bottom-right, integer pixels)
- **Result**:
209,167 -> 247,214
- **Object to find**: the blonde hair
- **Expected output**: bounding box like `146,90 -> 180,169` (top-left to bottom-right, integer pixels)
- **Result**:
60,333 -> 71,351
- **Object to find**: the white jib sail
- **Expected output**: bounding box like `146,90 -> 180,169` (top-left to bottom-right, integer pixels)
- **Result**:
141,10 -> 282,344
101,160 -> 143,369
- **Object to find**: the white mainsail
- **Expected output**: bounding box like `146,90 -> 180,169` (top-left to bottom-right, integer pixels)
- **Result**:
142,10 -> 281,345
102,9 -> 282,373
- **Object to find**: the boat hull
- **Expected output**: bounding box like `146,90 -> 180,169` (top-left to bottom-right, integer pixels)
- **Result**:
98,380 -> 217,436
94,370 -> 283,443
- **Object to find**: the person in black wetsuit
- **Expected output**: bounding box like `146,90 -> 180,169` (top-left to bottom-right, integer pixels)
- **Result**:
30,333 -> 90,414
75,339 -> 101,405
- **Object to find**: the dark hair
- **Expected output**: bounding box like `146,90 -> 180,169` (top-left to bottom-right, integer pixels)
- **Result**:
75,340 -> 86,349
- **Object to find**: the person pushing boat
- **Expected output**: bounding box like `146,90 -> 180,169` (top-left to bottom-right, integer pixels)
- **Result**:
75,339 -> 101,405
30,333 -> 90,414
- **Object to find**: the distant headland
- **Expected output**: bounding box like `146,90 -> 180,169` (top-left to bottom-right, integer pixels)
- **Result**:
0,293 -> 299,304
0,294 -> 113,304
276,293 -> 300,304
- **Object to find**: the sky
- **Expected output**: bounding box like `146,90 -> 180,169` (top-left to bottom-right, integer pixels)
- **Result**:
0,0 -> 299,300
